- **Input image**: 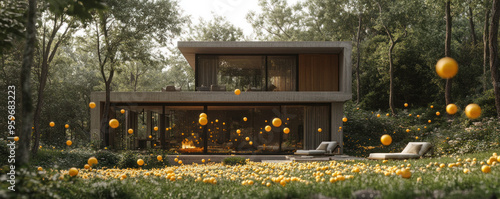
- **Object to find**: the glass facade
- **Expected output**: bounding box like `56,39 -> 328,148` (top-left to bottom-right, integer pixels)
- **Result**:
197,55 -> 297,91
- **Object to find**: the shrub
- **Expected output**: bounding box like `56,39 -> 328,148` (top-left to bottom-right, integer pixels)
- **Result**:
223,157 -> 246,166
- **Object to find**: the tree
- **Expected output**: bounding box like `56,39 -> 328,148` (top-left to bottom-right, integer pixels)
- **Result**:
0,0 -> 26,53
445,0 -> 453,106
483,5 -> 490,92
489,0 -> 500,119
374,0 -> 417,115
17,0 -> 37,168
94,0 -> 186,148
187,14 -> 244,41
31,8 -> 78,154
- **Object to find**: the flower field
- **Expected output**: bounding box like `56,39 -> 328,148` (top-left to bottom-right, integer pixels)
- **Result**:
3,149 -> 499,199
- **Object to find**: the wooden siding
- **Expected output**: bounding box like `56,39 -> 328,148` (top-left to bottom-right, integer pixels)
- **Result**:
298,54 -> 339,91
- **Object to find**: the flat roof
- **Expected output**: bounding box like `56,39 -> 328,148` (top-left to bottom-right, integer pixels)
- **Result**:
177,41 -> 352,69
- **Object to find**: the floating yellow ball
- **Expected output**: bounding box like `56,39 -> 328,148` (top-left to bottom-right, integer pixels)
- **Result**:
234,89 -> 241,95
481,165 -> 491,173
243,117 -> 247,122
436,57 -> 458,79
404,103 -> 408,107
109,119 -> 119,128
120,109 -> 125,114
401,168 -> 412,179
318,128 -> 322,132
128,129 -> 134,134
446,104 -> 458,115
14,136 -> 19,141
202,159 -> 206,163
237,129 -> 241,134
199,113 -> 207,118
157,155 -> 162,161
66,140 -> 72,146
465,104 -> 481,119
148,135 -> 152,139
436,111 -> 440,116
65,124 -> 69,129
49,122 -> 55,127
89,102 -> 96,109
245,137 -> 250,141
249,141 -> 253,145
68,167 -> 78,177
84,164 -> 90,169
199,117 -> 208,126
381,134 -> 392,146
88,157 -> 98,166
265,125 -> 272,132
430,105 -> 434,109
178,160 -> 183,164
137,159 -> 144,166
342,117 -> 348,122
283,127 -> 290,134
272,118 -> 282,127
154,126 -> 158,131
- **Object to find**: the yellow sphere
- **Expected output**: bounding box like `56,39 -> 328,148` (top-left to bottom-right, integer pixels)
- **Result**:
342,117 -> 348,122
157,155 -> 162,161
37,167 -> 43,171
154,126 -> 158,131
237,129 -> 241,134
436,112 -> 440,116
430,105 -> 434,109
174,158 -> 178,162
148,135 -> 152,139
404,103 -> 408,107
69,167 -> 78,177
66,140 -> 72,146
406,129 -> 410,133
381,134 -> 392,146
89,102 -> 96,109
88,157 -> 98,166
283,127 -> 290,134
109,119 -> 119,128
199,117 -> 208,126
49,122 -> 55,127
199,113 -> 207,118
137,159 -> 144,166
318,128 -> 322,132
65,124 -> 69,129
401,169 -> 412,179
178,160 -> 183,164
245,137 -> 250,141
376,114 -> 381,117
481,165 -> 491,173
243,117 -> 248,122
120,109 -> 125,114
265,125 -> 272,132
446,104 -> 458,115
436,57 -> 458,79
128,129 -> 134,134
234,89 -> 241,95
465,104 -> 481,119
249,141 -> 253,145
202,159 -> 206,163
272,118 -> 282,127
14,136 -> 19,141
84,164 -> 90,169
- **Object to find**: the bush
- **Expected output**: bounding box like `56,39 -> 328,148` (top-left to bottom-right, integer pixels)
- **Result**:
116,150 -> 169,169
223,157 -> 246,166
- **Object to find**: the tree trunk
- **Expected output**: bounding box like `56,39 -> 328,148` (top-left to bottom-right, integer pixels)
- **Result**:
489,0 -> 500,119
356,14 -> 362,105
468,6 -> 477,46
445,0 -> 452,105
484,9 -> 490,92
31,61 -> 48,154
17,0 -> 37,168
389,41 -> 395,115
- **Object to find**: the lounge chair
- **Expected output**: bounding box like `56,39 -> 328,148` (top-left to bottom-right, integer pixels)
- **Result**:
294,141 -> 339,155
367,142 -> 433,160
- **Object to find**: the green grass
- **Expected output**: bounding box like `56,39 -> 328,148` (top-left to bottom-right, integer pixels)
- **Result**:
3,149 -> 499,199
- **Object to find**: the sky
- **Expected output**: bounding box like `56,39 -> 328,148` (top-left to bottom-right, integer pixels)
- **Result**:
178,0 -> 304,38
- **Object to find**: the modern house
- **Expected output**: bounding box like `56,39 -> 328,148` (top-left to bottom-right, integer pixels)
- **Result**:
90,41 -> 352,154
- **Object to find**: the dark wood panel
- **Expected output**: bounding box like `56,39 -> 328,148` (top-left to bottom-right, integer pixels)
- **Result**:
298,54 -> 339,91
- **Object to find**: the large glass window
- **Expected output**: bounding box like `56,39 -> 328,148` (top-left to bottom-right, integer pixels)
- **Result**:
267,56 -> 296,91
196,55 -> 297,91
164,106 -> 205,153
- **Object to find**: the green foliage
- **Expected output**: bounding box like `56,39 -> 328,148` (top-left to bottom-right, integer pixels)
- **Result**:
116,150 -> 170,169
222,157 -> 247,166
0,0 -> 26,52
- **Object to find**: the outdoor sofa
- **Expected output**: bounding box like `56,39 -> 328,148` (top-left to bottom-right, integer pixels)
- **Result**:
367,142 -> 433,160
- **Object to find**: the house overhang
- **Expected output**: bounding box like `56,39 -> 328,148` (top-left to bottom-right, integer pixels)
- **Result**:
177,41 -> 351,70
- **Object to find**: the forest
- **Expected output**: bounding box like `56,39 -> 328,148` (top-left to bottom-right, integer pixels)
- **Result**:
1,0 -> 500,161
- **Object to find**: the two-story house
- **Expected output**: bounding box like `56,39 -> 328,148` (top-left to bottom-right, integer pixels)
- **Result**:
90,41 -> 352,154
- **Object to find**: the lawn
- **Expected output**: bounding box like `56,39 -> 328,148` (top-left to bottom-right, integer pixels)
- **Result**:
4,149 -> 499,199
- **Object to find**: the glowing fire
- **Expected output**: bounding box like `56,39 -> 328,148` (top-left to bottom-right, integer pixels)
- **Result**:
182,139 -> 196,149
180,139 -> 203,153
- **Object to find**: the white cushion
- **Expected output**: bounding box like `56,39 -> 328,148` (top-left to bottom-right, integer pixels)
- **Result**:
295,150 -> 326,155
367,153 -> 421,160
402,142 -> 433,156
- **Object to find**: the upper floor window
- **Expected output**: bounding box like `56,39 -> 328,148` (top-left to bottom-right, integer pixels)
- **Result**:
196,55 -> 297,91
